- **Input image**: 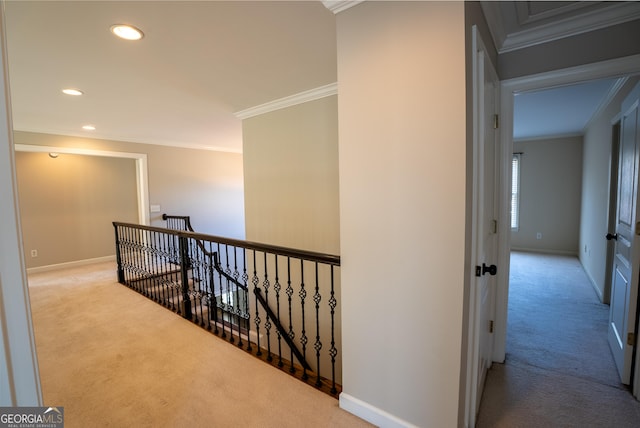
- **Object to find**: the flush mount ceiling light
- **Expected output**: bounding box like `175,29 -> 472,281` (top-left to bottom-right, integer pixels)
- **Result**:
82,125 -> 96,131
110,24 -> 144,41
62,88 -> 83,96
49,153 -> 59,159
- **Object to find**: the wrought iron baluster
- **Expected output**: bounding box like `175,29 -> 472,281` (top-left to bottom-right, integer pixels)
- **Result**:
286,257 -> 295,373
216,243 -> 226,338
329,266 -> 338,395
232,246 -> 243,347
225,244 -> 236,344
252,250 -> 262,356
313,262 -> 322,387
274,255 -> 283,368
263,252 -> 272,362
242,249 -> 251,352
299,260 -> 308,380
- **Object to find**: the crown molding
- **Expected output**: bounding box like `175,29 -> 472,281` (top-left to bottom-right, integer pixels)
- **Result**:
322,1 -> 364,14
500,2 -> 640,53
234,82 -> 338,120
582,76 -> 629,132
13,128 -> 242,154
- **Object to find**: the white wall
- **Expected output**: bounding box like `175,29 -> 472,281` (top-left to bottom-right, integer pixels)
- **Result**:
511,136 -> 583,255
337,2 -> 466,426
580,76 -> 640,301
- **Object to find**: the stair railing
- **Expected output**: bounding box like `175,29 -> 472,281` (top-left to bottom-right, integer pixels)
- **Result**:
113,220 -> 341,396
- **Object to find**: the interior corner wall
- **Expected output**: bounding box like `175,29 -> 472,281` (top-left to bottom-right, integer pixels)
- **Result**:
336,2 -> 466,427
511,136 -> 583,255
499,19 -> 640,80
580,76 -> 640,301
13,131 -> 245,268
241,95 -> 339,255
15,151 -> 139,268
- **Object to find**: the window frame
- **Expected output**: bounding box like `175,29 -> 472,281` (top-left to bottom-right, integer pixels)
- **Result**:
511,153 -> 521,231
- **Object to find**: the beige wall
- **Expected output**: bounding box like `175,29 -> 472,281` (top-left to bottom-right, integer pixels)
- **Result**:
16,151 -> 138,268
242,95 -> 339,255
511,136 -> 583,255
580,76 -> 640,301
337,2 -> 466,426
14,131 -> 245,268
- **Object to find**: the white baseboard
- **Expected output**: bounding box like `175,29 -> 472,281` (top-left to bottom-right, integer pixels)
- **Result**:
339,393 -> 418,428
27,255 -> 116,274
510,247 -> 578,257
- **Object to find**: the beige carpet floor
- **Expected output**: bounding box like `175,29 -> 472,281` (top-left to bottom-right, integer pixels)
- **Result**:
476,252 -> 640,427
27,261 -> 373,428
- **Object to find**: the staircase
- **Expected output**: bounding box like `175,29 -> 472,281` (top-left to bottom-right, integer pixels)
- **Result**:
113,216 -> 341,397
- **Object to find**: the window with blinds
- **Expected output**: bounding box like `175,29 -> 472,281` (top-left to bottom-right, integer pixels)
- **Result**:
511,154 -> 521,230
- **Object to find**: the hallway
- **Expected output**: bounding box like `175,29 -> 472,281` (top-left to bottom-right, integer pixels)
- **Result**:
476,251 -> 640,427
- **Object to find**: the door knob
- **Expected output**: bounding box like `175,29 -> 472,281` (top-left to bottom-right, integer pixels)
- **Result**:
482,263 -> 497,276
606,233 -> 618,241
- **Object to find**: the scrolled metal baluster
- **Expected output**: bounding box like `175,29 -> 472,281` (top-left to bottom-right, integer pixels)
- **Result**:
263,252 -> 272,362
313,262 -> 322,387
329,266 -> 338,395
274,256 -> 283,368
252,250 -> 262,356
233,246 -> 243,347
225,245 -> 235,344
299,260 -> 308,380
241,249 -> 251,352
286,258 -> 295,373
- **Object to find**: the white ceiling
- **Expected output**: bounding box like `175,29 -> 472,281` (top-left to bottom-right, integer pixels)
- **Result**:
4,1 -> 638,153
5,1 -> 337,153
513,78 -> 622,141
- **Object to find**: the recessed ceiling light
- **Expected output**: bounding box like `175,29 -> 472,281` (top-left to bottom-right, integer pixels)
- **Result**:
82,125 -> 96,131
110,24 -> 144,41
62,88 -> 83,96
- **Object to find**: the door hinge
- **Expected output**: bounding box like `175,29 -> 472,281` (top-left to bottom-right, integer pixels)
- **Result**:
491,219 -> 497,234
493,114 -> 499,129
489,320 -> 494,333
628,332 -> 636,346
475,266 -> 482,277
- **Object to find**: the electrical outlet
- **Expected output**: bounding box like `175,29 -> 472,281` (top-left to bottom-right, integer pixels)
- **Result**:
31,249 -> 38,257
536,232 -> 542,240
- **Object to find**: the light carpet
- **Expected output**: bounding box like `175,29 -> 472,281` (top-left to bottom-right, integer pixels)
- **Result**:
27,261 -> 373,428
476,251 -> 640,427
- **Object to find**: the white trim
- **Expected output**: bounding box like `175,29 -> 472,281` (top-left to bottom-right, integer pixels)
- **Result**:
514,132 -> 584,143
14,144 -> 150,226
12,127 -> 242,154
0,4 -> 42,404
234,83 -> 338,120
26,255 -> 116,275
322,1 -> 364,14
583,77 -> 629,133
496,54 -> 640,371
509,247 -> 578,257
339,393 -> 418,428
481,2 -> 640,54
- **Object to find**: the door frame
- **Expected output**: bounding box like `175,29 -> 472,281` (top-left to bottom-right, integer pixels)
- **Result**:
14,144 -> 150,226
495,54 -> 640,396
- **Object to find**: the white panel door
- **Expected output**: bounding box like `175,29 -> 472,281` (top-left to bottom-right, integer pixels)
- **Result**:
467,26 -> 500,426
608,82 -> 640,384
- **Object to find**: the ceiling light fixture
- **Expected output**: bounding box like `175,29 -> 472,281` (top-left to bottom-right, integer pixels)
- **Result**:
49,153 -> 59,159
110,24 -> 144,41
82,125 -> 96,131
62,88 -> 83,96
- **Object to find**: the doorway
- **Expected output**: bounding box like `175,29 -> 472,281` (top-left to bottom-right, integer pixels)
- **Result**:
494,56 -> 640,396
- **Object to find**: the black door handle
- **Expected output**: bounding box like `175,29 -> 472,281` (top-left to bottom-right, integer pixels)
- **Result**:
482,263 -> 497,276
606,233 -> 618,241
